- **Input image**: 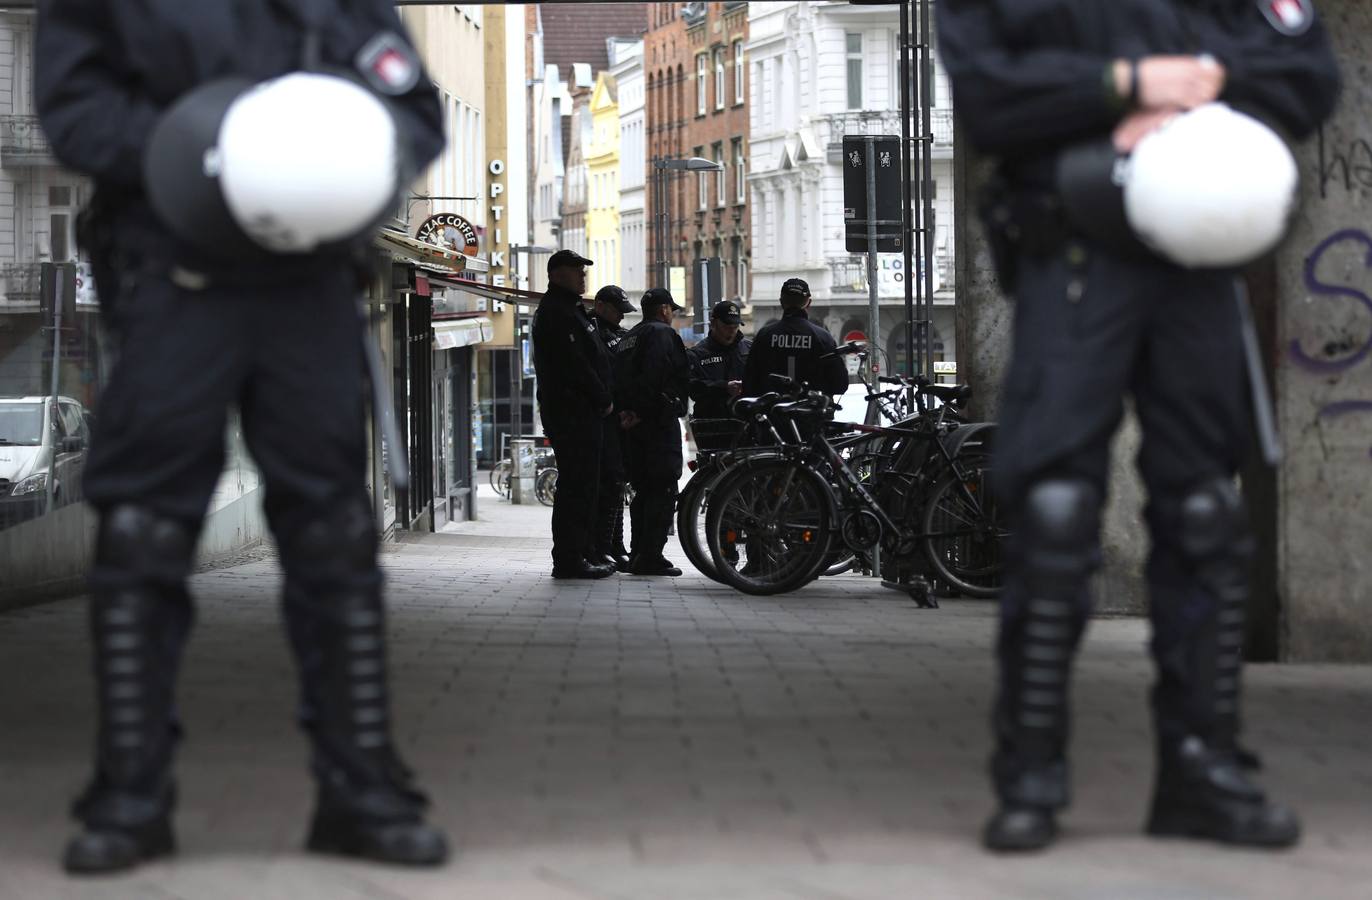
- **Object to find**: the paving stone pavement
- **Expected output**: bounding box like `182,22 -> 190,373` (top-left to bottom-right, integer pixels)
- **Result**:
1,487 -> 1370,899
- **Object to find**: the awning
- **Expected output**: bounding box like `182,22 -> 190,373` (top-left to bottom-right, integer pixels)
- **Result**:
433,316 -> 493,350
374,229 -> 466,273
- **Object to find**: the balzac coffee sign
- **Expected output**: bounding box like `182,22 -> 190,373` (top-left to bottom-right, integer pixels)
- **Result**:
415,213 -> 479,257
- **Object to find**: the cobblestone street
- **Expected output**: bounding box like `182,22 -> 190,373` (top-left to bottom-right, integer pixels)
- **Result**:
1,489 -> 1369,899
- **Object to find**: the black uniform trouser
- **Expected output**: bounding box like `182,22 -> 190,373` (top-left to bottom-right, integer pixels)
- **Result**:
623,421 -> 682,563
991,245 -> 1254,809
595,417 -> 627,557
546,421 -> 602,568
76,266 -> 423,829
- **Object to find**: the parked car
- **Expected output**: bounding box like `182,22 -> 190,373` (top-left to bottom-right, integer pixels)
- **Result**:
0,395 -> 91,528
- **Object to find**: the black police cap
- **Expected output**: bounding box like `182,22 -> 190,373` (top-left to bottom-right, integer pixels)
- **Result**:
780,278 -> 811,300
710,300 -> 743,324
595,285 -> 636,315
547,249 -> 593,274
640,288 -> 684,312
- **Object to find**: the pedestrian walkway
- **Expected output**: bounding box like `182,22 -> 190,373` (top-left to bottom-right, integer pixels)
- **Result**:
1,487 -> 1369,899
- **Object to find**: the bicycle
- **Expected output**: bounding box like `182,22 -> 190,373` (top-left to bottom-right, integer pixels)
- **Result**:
535,465 -> 557,507
704,382 -> 1006,599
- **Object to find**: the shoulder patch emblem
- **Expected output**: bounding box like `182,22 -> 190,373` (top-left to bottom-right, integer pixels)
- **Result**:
1258,0 -> 1315,36
356,31 -> 422,96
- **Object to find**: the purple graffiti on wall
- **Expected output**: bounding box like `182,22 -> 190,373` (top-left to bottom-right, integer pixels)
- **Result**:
1291,228 -> 1372,457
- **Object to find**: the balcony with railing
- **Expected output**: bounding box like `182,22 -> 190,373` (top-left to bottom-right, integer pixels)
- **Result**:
821,108 -> 954,161
0,116 -> 55,167
826,251 -> 955,299
1,262 -> 42,310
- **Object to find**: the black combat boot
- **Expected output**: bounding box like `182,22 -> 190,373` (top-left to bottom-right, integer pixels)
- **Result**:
64,507 -> 195,875
983,806 -> 1058,852
1146,736 -> 1299,847
984,480 -> 1098,853
283,503 -> 449,866
1144,480 -> 1298,848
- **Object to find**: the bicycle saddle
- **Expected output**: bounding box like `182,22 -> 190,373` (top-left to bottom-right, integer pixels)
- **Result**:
771,400 -> 828,419
924,384 -> 973,404
733,392 -> 779,416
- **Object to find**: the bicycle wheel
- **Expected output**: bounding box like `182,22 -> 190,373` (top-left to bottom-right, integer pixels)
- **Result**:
705,459 -> 835,596
677,467 -> 726,582
535,467 -> 558,507
921,459 -> 1006,598
490,460 -> 512,498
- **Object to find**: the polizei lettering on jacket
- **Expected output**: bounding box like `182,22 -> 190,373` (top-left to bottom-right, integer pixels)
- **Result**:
770,334 -> 813,350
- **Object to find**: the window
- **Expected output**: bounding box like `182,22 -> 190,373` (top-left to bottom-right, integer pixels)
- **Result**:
733,139 -> 746,204
846,33 -> 863,109
714,48 -> 725,111
49,185 -> 75,262
696,146 -> 707,209
734,41 -> 745,104
714,143 -> 726,206
697,54 -> 707,115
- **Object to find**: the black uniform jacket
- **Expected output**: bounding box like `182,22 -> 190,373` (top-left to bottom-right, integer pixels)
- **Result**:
34,0 -> 444,273
937,0 -> 1340,186
594,316 -> 630,354
534,286 -> 615,435
743,309 -> 849,397
687,334 -> 752,420
614,320 -> 689,430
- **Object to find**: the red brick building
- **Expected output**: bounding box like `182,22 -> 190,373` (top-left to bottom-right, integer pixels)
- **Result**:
645,2 -> 750,311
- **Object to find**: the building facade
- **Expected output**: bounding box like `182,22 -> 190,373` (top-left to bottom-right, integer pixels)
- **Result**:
586,72 -> 621,285
645,2 -> 751,319
747,1 -> 956,373
612,40 -> 648,300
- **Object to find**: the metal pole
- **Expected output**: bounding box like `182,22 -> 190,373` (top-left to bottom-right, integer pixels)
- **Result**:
919,0 -> 937,383
46,266 -> 63,515
865,137 -> 883,579
900,0 -> 916,380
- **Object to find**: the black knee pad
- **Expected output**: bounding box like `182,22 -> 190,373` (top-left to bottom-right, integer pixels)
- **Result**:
283,497 -> 378,575
1175,478 -> 1249,564
1018,479 -> 1101,576
97,505 -> 196,584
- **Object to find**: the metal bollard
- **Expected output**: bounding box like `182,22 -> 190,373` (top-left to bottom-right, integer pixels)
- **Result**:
510,438 -> 536,505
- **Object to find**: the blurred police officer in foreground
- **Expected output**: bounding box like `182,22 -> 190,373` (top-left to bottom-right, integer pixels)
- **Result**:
532,251 -> 617,581
743,279 -> 850,397
939,0 -> 1339,853
35,0 -> 450,873
591,285 -> 636,571
687,300 -> 752,420
614,289 -> 690,577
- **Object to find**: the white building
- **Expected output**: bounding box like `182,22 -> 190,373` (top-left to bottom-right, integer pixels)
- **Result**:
530,62 -> 569,294
747,1 -> 956,373
611,39 -> 647,299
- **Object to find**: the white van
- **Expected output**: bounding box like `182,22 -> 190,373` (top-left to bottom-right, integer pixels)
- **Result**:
0,395 -> 91,525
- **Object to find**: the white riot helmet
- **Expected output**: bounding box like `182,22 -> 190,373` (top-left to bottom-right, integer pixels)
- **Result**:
145,73 -> 409,258
1057,103 -> 1300,269
1124,104 -> 1299,269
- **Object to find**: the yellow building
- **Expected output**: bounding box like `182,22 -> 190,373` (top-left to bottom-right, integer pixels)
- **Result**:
585,73 -> 621,287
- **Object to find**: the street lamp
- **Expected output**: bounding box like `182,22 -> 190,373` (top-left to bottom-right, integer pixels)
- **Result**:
652,157 -> 724,290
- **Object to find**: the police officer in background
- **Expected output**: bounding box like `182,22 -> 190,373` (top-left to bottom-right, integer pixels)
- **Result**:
591,285 -> 636,571
687,300 -> 752,420
35,0 -> 449,873
743,279 -> 849,397
614,288 -> 690,577
938,0 -> 1339,853
533,251 -> 617,581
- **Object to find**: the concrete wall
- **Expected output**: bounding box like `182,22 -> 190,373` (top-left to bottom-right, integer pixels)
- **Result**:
952,129 -> 1148,617
1275,0 -> 1372,662
0,487 -> 266,611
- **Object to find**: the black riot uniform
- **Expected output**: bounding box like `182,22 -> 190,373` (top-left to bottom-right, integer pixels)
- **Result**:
532,255 -> 617,577
688,335 -> 752,420
743,281 -> 849,397
592,286 -> 635,569
938,0 -> 1340,851
614,290 -> 690,575
34,0 -> 448,872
